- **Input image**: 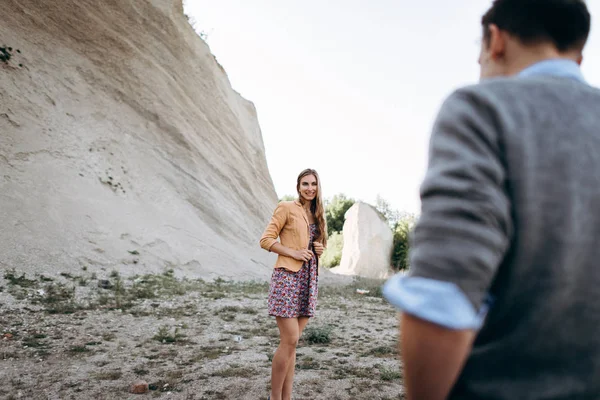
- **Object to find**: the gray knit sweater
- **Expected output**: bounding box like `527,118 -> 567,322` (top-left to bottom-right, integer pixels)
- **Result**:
411,74 -> 600,399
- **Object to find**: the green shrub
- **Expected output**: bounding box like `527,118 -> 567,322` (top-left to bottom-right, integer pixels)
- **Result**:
303,325 -> 333,344
321,232 -> 343,268
391,215 -> 416,270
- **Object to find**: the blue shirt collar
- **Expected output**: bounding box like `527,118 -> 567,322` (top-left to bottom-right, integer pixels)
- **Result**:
518,59 -> 585,83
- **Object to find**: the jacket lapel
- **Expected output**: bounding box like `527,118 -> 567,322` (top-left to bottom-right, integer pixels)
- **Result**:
294,200 -> 310,226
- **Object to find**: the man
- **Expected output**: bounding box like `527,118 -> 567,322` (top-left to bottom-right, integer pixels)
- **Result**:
383,1 -> 598,399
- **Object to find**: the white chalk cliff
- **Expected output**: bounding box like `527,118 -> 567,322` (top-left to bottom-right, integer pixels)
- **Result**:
0,0 -> 278,280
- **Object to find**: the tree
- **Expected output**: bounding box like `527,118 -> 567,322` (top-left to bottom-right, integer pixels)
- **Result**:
374,195 -> 417,270
321,231 -> 344,268
279,194 -> 296,202
325,194 -> 355,236
375,195 -> 400,228
391,215 -> 417,270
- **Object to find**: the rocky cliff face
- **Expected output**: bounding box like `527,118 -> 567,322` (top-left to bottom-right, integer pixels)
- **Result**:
0,0 -> 277,280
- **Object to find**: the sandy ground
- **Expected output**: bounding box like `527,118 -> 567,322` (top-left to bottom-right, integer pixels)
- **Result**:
0,268 -> 405,400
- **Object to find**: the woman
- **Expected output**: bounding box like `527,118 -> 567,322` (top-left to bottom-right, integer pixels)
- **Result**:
259,168 -> 328,400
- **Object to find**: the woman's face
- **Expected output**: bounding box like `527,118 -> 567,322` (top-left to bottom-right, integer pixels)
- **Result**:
298,174 -> 318,203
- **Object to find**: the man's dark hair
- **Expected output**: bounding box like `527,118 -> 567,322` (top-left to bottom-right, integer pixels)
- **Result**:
482,0 -> 591,52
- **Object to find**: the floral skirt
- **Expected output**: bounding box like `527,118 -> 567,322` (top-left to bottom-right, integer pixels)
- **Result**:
268,259 -> 318,318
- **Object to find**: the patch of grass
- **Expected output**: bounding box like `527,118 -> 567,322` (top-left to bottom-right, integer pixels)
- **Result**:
201,390 -> 227,399
211,366 -> 256,378
129,271 -> 188,300
94,370 -> 122,380
379,366 -> 401,381
303,325 -> 334,345
153,326 -> 185,344
217,312 -> 235,322
92,276 -> 133,310
200,279 -> 268,299
156,304 -> 197,318
113,276 -> 127,309
7,286 -> 27,300
332,366 -> 373,380
218,305 -> 258,315
35,349 -> 51,358
33,283 -> 80,314
247,327 -> 268,336
214,305 -> 259,321
4,269 -> 37,287
1,351 -> 20,360
69,345 -> 90,353
193,346 -> 231,361
22,336 -> 47,348
335,351 -> 352,358
133,366 -> 149,376
167,370 -> 184,380
297,356 -> 320,370
362,345 -> 396,358
204,292 -> 226,300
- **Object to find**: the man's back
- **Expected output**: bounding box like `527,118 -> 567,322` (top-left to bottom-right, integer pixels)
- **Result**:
382,1 -> 597,399
449,75 -> 600,399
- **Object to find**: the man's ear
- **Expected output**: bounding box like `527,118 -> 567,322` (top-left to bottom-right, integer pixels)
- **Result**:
487,24 -> 506,61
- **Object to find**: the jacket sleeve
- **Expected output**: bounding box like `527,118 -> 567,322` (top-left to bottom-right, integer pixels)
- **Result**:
259,203 -> 289,251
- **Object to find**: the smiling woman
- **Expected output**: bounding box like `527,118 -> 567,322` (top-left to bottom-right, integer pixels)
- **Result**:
259,168 -> 328,400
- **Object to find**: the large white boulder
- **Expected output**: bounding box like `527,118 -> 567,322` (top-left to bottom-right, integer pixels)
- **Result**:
331,202 -> 393,279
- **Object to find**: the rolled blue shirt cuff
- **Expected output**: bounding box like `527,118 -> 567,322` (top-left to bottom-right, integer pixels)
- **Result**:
382,274 -> 492,330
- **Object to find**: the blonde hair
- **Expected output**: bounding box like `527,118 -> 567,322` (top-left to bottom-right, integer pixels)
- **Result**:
296,169 -> 328,246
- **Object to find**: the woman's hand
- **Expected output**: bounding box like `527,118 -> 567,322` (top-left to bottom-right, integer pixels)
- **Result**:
313,242 -> 325,256
292,249 -> 313,262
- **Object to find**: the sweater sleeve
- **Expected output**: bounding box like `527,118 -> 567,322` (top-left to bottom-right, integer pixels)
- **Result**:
384,89 -> 513,327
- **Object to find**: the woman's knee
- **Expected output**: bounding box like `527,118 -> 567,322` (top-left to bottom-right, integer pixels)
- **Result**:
280,334 -> 299,348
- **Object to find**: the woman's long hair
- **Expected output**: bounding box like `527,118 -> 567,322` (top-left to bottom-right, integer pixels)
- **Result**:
297,169 -> 328,246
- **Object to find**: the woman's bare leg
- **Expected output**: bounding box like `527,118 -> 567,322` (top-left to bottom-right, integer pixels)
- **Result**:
271,317 -> 300,400
280,317 -> 310,399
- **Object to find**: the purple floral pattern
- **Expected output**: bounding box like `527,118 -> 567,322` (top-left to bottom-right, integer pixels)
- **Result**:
268,224 -> 319,318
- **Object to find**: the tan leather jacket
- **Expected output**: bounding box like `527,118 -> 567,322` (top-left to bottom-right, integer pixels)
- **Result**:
259,200 -> 313,272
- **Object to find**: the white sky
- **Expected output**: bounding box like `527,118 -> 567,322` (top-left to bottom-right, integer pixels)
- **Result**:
184,1 -> 600,214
